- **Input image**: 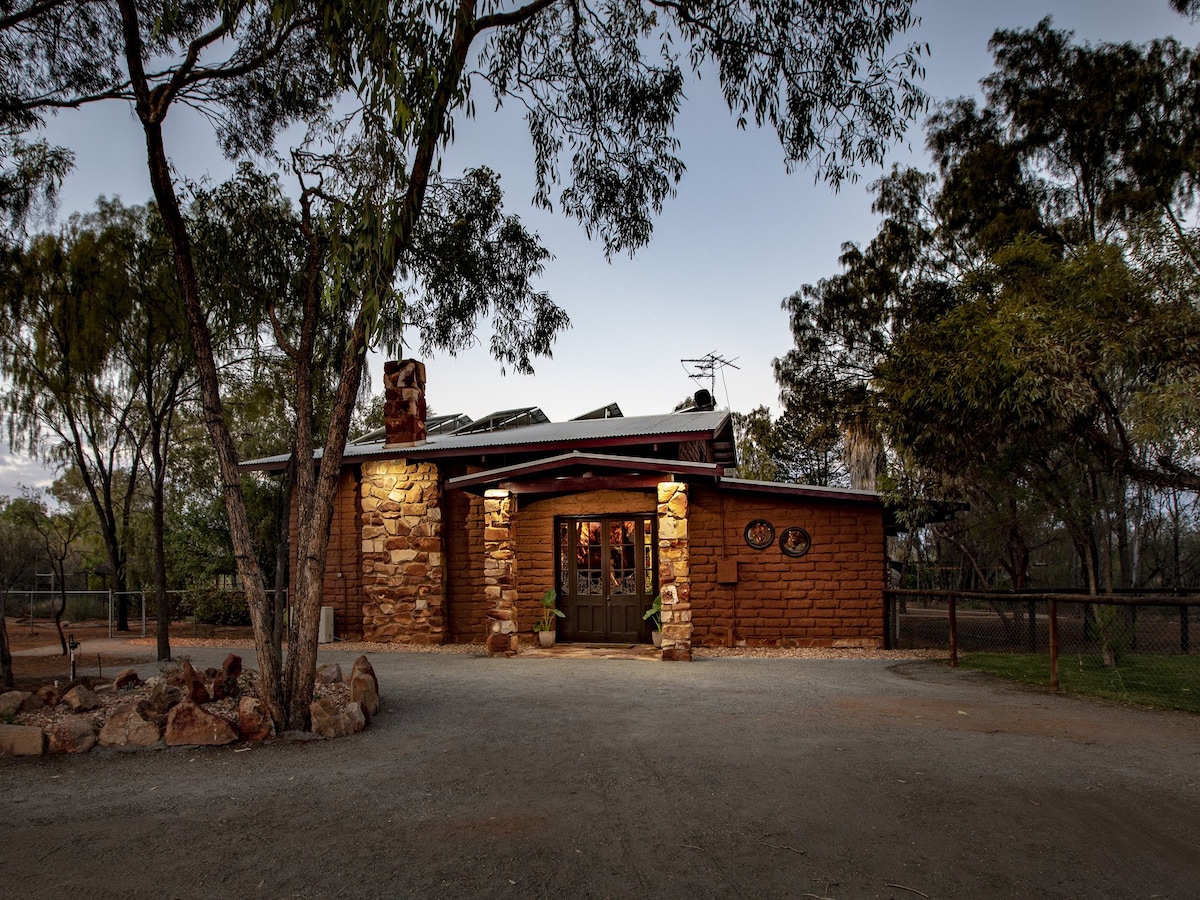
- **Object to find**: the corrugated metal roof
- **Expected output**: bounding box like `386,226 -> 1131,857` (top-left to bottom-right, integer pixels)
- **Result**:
242,409 -> 731,470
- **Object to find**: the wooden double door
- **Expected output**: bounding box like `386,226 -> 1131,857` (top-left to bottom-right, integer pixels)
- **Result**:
557,515 -> 656,643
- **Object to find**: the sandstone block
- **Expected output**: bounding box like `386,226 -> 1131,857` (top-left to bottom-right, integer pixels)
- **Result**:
0,691 -> 40,718
237,696 -> 274,742
36,685 -> 61,708
63,684 -> 100,712
315,662 -> 343,684
99,702 -> 162,749
309,699 -> 365,738
0,723 -> 45,756
112,669 -> 141,690
48,717 -> 97,754
165,701 -> 237,747
180,660 -> 211,705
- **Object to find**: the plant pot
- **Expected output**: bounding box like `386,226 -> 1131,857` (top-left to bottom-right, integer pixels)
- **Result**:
652,630 -> 662,648
538,630 -> 556,648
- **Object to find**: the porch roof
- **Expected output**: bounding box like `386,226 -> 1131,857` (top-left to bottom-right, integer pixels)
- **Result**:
445,451 -> 886,507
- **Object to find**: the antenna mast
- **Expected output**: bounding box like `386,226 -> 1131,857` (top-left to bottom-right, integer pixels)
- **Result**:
680,352 -> 740,401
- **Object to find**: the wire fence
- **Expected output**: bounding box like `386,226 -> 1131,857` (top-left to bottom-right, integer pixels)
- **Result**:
890,589 -> 1200,713
2,588 -> 283,638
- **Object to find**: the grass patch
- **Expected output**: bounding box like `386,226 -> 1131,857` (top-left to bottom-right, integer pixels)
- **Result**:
958,652 -> 1200,714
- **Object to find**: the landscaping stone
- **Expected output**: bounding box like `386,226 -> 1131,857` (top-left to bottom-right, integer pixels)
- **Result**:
349,656 -> 380,717
222,654 -> 243,680
113,669 -> 141,689
309,698 -> 365,738
315,662 -> 343,684
47,717 -> 97,754
98,702 -> 162,749
36,685 -> 61,707
0,691 -> 40,718
145,681 -> 183,719
237,697 -> 274,742
164,701 -> 237,747
63,684 -> 100,712
180,660 -> 211,705
0,723 -> 45,756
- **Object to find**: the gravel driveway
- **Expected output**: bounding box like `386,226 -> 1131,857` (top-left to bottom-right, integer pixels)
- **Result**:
3,650 -> 1198,899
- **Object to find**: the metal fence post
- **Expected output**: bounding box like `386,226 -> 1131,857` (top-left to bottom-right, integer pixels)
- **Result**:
948,594 -> 958,668
108,590 -> 114,638
1048,599 -> 1059,691
142,590 -> 147,638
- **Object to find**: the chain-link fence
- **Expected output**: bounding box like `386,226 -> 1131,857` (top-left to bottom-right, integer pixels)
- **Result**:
3,588 -> 280,638
890,590 -> 1200,712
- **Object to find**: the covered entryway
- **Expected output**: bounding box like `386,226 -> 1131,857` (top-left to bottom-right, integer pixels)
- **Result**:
557,515 -> 656,642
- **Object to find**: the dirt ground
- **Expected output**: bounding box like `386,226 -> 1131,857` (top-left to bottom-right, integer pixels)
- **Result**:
2,625 -> 1198,899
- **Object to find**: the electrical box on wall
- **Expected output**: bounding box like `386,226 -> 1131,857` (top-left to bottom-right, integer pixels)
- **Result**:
717,559 -> 739,584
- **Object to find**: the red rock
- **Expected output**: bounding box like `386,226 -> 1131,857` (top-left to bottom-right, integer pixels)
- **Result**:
0,723 -> 45,756
47,717 -> 97,754
146,681 -> 183,719
309,699 -> 365,738
164,701 -> 237,747
113,668 -> 141,689
211,670 -> 237,702
350,656 -> 378,692
236,696 -> 274,742
221,654 -> 243,680
349,672 -> 379,718
63,685 -> 100,712
99,702 -> 162,749
0,691 -> 40,717
315,662 -> 343,684
180,660 -> 211,705
35,685 -> 61,707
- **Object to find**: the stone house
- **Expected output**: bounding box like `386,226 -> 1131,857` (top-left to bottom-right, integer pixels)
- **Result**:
246,360 -> 889,659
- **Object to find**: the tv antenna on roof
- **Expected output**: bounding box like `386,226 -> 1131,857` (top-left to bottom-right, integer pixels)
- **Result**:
681,352 -> 740,405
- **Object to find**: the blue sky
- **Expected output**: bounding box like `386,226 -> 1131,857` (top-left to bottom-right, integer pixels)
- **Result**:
3,0 -> 1199,495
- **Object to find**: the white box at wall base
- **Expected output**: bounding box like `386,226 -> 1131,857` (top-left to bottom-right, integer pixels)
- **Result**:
318,606 -> 335,644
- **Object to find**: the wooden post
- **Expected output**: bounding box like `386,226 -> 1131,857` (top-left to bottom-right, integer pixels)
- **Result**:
1048,599 -> 1059,691
948,594 -> 957,668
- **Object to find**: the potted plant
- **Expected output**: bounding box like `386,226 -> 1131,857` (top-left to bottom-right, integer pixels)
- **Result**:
534,588 -> 565,647
643,595 -> 663,648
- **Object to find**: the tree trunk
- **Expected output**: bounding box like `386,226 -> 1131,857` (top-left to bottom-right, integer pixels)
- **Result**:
0,604 -> 13,689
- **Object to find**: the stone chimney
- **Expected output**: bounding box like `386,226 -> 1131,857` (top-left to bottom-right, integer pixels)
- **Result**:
383,359 -> 427,445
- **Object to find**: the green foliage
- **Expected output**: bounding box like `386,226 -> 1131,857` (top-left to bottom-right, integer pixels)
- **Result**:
642,595 -> 662,632
534,588 -> 565,632
177,586 -> 253,626
777,20 -> 1200,597
959,652 -> 1200,714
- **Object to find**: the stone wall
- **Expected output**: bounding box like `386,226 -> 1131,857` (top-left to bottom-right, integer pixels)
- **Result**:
360,459 -> 445,643
687,485 -> 886,648
657,482 -> 692,661
483,490 -> 518,655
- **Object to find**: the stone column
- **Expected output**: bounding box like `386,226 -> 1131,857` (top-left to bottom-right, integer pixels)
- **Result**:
483,489 -> 519,656
657,482 -> 692,661
360,460 -> 444,642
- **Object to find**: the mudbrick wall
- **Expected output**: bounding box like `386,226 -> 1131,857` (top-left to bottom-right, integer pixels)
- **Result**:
444,486 -> 487,642
290,469 -> 364,640
687,485 -> 886,648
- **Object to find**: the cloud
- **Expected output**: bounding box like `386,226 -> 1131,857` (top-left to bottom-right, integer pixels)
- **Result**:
0,448 -> 58,499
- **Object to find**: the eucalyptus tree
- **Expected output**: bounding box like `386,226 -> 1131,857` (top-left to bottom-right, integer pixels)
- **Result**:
0,495 -> 44,688
0,201 -> 149,629
3,0 -> 928,729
